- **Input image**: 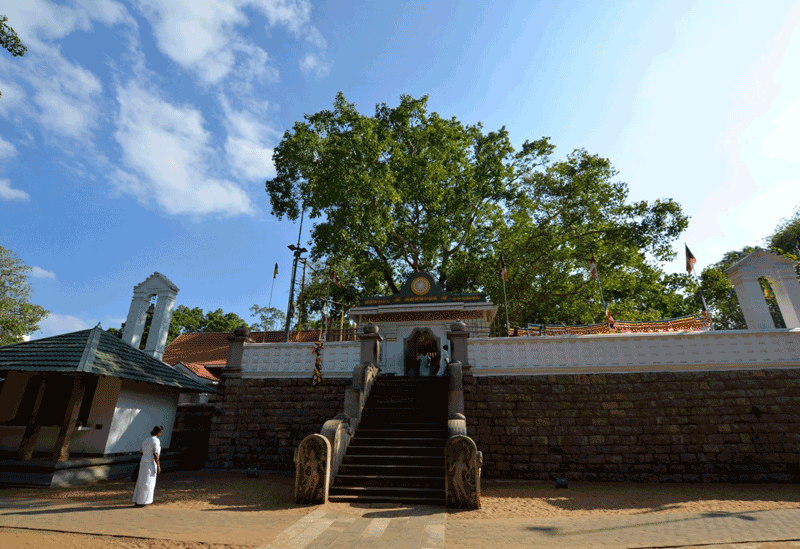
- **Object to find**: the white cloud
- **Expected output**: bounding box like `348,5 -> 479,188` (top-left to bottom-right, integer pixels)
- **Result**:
0,178 -> 29,201
0,137 -> 16,159
133,0 -> 324,84
112,81 -> 255,217
33,313 -> 91,339
0,1 -> 135,141
221,95 -> 277,181
29,266 -> 57,280
299,52 -> 331,78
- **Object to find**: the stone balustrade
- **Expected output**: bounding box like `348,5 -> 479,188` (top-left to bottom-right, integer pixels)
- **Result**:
468,328 -> 800,375
241,341 -> 360,378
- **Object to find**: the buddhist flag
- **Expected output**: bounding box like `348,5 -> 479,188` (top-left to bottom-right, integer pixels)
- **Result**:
329,269 -> 342,288
685,244 -> 697,274
499,253 -> 509,281
589,254 -> 599,280
273,262 -> 278,278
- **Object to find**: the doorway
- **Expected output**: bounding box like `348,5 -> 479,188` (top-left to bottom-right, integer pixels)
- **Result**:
404,328 -> 440,377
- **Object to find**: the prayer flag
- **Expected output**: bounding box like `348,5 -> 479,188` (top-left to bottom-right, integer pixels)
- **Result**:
589,254 -> 599,280
685,244 -> 697,274
329,269 -> 342,288
273,262 -> 278,278
499,254 -> 509,281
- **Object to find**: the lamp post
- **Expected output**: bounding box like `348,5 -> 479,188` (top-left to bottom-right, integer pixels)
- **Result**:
284,244 -> 308,342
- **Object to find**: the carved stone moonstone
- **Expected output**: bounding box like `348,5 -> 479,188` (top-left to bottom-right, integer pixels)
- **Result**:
294,434 -> 331,504
445,435 -> 482,509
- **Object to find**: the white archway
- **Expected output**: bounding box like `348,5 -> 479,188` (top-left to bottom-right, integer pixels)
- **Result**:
725,249 -> 800,330
121,272 -> 179,360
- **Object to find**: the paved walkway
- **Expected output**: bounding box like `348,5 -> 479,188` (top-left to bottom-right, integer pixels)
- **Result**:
1,495 -> 800,548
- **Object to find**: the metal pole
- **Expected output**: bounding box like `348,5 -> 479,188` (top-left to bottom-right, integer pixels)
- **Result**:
283,252 -> 298,342
298,259 -> 307,334
502,276 -> 510,335
283,210 -> 305,342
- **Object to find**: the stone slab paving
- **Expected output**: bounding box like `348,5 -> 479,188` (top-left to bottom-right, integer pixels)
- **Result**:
445,509 -> 800,549
2,496 -> 800,549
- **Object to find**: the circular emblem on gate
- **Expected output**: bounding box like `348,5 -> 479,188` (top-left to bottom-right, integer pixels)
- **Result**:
410,276 -> 431,296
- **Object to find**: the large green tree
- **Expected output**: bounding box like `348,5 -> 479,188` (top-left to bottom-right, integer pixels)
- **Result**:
0,245 -> 49,345
249,304 -> 286,331
0,15 -> 27,100
465,148 -> 689,327
266,93 -> 689,327
267,92 -> 553,294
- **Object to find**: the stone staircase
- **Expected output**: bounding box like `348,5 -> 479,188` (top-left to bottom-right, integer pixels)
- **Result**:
329,376 -> 449,505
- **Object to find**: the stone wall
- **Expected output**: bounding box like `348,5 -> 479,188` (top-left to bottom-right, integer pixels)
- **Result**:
464,368 -> 800,482
172,403 -> 216,470
206,378 -> 349,470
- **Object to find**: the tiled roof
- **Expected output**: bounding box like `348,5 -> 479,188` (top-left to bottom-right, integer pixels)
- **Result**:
179,362 -> 219,382
0,327 -> 212,392
162,328 -> 357,366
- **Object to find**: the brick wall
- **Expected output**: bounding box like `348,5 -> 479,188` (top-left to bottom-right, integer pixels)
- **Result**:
464,368 -> 800,482
172,403 -> 216,470
206,377 -> 348,470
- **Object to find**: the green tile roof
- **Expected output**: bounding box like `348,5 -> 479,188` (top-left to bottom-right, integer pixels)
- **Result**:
0,327 -> 213,393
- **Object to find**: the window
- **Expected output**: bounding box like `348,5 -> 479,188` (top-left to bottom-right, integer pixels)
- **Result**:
76,376 -> 99,427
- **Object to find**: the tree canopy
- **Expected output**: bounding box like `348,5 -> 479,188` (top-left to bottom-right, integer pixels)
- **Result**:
266,93 -> 691,328
0,245 -> 49,345
0,15 -> 27,100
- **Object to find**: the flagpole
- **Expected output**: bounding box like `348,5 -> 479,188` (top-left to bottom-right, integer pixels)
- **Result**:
268,267 -> 276,309
502,276 -> 510,336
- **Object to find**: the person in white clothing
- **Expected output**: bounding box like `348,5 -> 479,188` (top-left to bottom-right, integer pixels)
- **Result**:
132,426 -> 163,507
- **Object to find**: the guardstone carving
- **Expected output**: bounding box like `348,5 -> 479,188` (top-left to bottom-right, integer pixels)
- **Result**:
445,434 -> 482,509
294,434 -> 331,504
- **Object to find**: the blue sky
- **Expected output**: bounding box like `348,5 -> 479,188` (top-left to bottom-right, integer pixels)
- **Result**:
1,0 -> 799,340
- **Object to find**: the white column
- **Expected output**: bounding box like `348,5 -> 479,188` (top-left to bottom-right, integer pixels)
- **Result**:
122,294 -> 150,349
772,267 -> 800,329
144,293 -> 177,361
730,273 -> 775,330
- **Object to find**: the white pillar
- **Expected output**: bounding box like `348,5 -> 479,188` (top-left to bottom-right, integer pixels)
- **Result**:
729,273 -> 775,330
144,293 -> 177,361
771,267 -> 800,328
122,293 -> 151,349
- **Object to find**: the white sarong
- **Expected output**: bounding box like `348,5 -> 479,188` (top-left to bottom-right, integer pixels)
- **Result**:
132,435 -> 161,505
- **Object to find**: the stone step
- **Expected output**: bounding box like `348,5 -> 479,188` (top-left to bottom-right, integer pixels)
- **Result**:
337,463 -> 443,477
327,493 -> 446,505
341,454 -> 442,466
348,437 -> 446,447
346,445 -> 443,456
334,474 -> 445,488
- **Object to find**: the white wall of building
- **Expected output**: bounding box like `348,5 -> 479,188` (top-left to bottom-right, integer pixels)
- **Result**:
69,377 -> 121,455
104,380 -> 179,454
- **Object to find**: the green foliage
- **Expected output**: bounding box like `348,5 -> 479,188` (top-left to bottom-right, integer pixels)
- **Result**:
769,204 -> 800,277
471,148 -> 690,326
249,304 -> 286,331
267,92 -> 546,293
0,15 -> 27,100
0,245 -> 49,345
108,304 -> 250,348
266,93 -> 690,327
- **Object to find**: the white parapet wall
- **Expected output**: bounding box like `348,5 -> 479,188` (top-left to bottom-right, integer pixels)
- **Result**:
241,341 -> 361,378
467,328 -> 800,375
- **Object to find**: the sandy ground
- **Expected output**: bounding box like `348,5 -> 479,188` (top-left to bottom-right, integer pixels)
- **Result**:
1,471 -> 800,548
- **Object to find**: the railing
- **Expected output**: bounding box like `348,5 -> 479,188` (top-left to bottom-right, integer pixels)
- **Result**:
240,341 -> 360,378
468,328 -> 800,374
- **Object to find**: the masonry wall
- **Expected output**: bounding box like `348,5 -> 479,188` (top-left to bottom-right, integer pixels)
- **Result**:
206,377 -> 349,470
172,403 -> 216,470
464,368 -> 800,482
